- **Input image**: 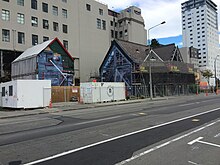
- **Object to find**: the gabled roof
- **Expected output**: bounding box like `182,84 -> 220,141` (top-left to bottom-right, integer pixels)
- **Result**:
152,44 -> 177,61
116,40 -> 148,64
13,38 -> 74,63
115,40 -> 181,64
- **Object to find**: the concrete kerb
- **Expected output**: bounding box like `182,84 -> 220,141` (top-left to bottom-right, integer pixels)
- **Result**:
0,94 -> 214,119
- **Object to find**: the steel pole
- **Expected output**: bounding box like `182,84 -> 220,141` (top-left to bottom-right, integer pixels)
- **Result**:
149,60 -> 153,100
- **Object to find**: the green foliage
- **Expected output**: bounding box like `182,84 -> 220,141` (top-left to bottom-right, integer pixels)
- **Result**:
150,39 -> 161,48
201,69 -> 213,84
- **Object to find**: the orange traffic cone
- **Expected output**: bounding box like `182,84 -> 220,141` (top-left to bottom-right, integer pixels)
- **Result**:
49,99 -> 52,108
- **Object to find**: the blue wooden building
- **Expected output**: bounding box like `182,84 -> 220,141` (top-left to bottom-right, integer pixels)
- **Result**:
11,38 -> 74,86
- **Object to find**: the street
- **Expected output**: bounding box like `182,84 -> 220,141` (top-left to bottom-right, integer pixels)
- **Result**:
0,95 -> 220,165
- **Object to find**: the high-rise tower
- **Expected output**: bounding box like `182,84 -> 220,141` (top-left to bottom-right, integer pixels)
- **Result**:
181,0 -> 219,83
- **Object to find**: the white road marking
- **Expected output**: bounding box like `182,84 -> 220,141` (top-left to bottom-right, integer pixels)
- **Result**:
188,160 -> 200,165
116,120 -> 220,165
197,140 -> 220,148
24,107 -> 220,165
188,137 -> 220,148
214,133 -> 220,138
73,116 -> 122,125
178,103 -> 195,107
188,137 -> 204,145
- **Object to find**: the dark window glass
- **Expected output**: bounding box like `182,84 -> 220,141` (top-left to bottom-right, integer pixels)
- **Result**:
2,87 -> 5,97
63,40 -> 68,50
9,85 -> 13,96
63,24 -> 68,33
42,3 -> 48,13
18,32 -> 25,44
86,4 -> 91,11
43,19 -> 49,29
53,22 -> 59,31
31,0 -> 37,10
43,36 -> 49,42
32,34 -> 38,45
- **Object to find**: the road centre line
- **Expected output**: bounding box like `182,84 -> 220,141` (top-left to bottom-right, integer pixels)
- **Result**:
24,107 -> 220,165
73,116 -> 122,125
198,139 -> 220,148
178,103 -> 196,107
188,161 -> 200,165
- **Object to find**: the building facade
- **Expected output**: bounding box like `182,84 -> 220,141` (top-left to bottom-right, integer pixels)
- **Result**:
0,0 -> 147,83
179,46 -> 199,69
181,0 -> 219,84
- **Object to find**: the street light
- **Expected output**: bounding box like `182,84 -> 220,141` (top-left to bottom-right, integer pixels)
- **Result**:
147,21 -> 166,100
147,21 -> 166,46
214,55 -> 219,94
149,57 -> 156,100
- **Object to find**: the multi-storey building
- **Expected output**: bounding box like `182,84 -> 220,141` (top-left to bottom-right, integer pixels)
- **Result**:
0,0 -> 147,83
181,0 -> 219,84
179,46 -> 199,69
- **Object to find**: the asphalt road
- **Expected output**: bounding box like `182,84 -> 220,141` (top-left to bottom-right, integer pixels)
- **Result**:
0,95 -> 220,165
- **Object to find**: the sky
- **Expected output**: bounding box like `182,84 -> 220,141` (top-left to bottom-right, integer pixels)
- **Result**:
100,0 -> 220,47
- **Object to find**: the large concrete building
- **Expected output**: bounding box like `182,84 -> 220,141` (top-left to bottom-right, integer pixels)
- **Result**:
0,0 -> 147,83
181,0 -> 219,84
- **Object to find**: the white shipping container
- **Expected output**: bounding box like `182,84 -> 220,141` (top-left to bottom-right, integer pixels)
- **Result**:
80,82 -> 126,103
0,80 -> 51,109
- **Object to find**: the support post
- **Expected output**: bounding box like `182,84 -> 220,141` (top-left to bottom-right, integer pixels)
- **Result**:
0,51 -> 3,79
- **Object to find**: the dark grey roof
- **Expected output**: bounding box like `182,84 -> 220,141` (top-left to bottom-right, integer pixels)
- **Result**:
116,40 -> 148,63
116,40 -> 177,63
152,44 -> 176,61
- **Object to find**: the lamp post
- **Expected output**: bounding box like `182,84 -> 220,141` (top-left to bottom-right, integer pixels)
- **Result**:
149,57 -> 156,100
214,55 -> 219,94
147,21 -> 166,46
147,21 -> 166,100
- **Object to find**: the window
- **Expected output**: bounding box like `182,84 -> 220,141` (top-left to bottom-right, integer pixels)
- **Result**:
32,34 -> 38,45
115,31 -> 118,39
86,4 -> 91,11
110,21 -> 113,26
2,87 -> 5,97
124,29 -> 128,36
31,16 -> 38,27
9,85 -> 13,96
63,40 -> 68,50
62,0 -> 67,2
2,9 -> 10,21
111,30 -> 114,38
17,13 -> 24,24
97,18 -> 101,29
63,24 -> 68,33
99,9 -> 103,15
2,29 -> 10,42
43,36 -> 49,42
42,3 -> 48,13
53,22 -> 59,31
43,19 -> 49,29
2,0 -> 9,2
17,0 -> 24,6
102,20 -> 106,30
62,9 -> 67,18
52,6 -> 58,16
119,31 -> 123,38
31,0 -> 37,10
18,32 -> 25,44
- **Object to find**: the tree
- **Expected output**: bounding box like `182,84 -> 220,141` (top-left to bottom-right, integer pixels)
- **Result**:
201,69 -> 213,85
150,39 -> 161,48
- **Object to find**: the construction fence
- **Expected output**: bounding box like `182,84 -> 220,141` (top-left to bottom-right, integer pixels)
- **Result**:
51,86 -> 80,103
126,84 -> 199,99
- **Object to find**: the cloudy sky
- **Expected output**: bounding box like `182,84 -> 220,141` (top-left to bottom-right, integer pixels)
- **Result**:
101,0 -> 220,46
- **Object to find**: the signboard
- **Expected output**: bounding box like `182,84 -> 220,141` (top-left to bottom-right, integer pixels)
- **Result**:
199,82 -> 208,90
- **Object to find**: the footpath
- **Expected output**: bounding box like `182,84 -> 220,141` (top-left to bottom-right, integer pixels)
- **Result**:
0,93 -> 217,119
